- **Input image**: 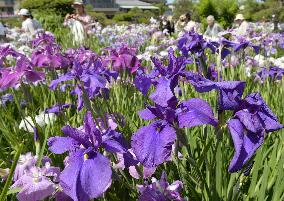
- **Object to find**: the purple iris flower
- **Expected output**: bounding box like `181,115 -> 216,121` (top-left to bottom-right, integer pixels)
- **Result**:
1,93 -> 13,106
0,50 -> 45,90
45,104 -> 74,115
48,112 -> 133,201
50,58 -> 117,110
132,98 -> 217,168
178,31 -> 216,57
137,171 -> 185,201
31,33 -> 70,69
186,72 -> 246,111
255,66 -> 284,82
0,46 -> 22,68
227,93 -> 283,172
135,48 -> 191,106
178,32 -> 217,76
105,45 -> 141,73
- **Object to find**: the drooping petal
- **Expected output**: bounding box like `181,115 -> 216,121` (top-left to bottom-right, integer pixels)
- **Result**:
60,151 -> 84,201
257,111 -> 283,132
24,70 -> 45,83
80,153 -> 112,199
243,93 -> 283,132
131,121 -> 176,167
138,108 -> 156,120
186,72 -> 216,93
186,72 -> 246,110
178,98 -> 218,128
17,178 -> 55,201
216,81 -> 246,110
48,137 -> 78,154
228,119 -> 264,173
235,110 -> 263,133
0,71 -> 22,90
134,75 -> 152,96
103,139 -> 127,153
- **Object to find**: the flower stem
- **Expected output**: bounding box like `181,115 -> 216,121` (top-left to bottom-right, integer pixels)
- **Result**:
0,142 -> 24,200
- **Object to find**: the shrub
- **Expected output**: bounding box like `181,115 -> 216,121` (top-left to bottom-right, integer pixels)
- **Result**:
33,11 -> 64,33
21,0 -> 73,16
173,0 -> 199,21
1,17 -> 21,28
87,12 -> 112,27
113,7 -> 154,24
197,0 -> 238,29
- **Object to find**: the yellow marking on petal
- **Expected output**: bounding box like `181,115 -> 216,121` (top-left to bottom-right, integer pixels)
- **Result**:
84,154 -> 89,160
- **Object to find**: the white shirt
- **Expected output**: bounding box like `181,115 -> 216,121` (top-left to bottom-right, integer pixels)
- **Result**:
184,21 -> 200,32
235,21 -> 250,36
22,18 -> 42,36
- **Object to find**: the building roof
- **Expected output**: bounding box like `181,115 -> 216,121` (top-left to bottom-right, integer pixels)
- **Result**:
116,0 -> 158,9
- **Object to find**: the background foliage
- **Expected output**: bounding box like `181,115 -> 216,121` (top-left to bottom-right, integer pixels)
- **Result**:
241,0 -> 284,22
173,0 -> 238,29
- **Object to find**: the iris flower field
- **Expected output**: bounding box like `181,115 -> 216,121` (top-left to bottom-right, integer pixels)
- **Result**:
0,24 -> 283,201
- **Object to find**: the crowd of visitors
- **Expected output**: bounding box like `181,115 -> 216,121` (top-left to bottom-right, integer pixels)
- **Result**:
0,0 -> 283,44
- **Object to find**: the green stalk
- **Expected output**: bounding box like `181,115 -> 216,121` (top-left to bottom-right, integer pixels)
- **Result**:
0,142 -> 24,201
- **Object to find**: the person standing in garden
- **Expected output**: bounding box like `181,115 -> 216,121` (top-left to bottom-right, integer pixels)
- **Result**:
64,0 -> 92,45
18,9 -> 43,37
204,15 -> 223,39
0,22 -> 7,43
175,14 -> 187,32
234,14 -> 250,36
184,13 -> 200,33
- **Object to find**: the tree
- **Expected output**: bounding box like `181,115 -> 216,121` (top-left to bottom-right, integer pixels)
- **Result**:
172,0 -> 197,20
196,0 -> 238,29
242,0 -> 284,24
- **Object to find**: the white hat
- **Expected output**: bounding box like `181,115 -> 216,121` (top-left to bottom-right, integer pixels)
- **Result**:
235,14 -> 245,21
18,8 -> 31,16
73,0 -> 84,5
207,15 -> 215,22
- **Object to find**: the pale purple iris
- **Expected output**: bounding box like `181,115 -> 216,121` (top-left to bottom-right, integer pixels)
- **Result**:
132,97 -> 217,168
48,112 -> 133,201
228,93 -> 283,172
1,93 -> 13,106
11,154 -> 60,201
13,152 -> 37,182
137,171 -> 185,201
